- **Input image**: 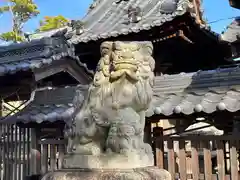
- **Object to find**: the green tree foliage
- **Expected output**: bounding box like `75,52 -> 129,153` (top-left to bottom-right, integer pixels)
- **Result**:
37,15 -> 69,32
0,0 -> 39,42
0,31 -> 24,42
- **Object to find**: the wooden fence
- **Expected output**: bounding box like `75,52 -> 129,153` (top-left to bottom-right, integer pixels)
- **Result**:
1,123 -> 240,180
153,127 -> 240,180
0,124 -> 31,180
39,139 -> 65,174
0,123 -> 66,180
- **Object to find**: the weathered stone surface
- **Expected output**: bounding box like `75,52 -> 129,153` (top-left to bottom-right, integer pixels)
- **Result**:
64,41 -> 156,168
41,41 -> 172,180
63,153 -> 153,169
41,167 -> 171,180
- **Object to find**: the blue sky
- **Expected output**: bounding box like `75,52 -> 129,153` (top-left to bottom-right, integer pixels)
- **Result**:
0,0 -> 239,35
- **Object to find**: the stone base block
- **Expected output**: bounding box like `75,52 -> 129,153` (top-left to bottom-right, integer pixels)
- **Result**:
41,167 -> 171,180
63,153 -> 154,169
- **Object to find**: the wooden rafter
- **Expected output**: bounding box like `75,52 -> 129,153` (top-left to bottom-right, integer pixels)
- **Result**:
33,59 -> 92,84
153,29 -> 193,44
177,30 -> 193,44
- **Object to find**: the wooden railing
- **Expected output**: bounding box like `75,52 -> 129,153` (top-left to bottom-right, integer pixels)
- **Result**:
0,124 -> 66,179
154,131 -> 240,180
1,123 -> 239,180
37,130 -> 240,180
39,139 -> 66,174
0,124 -> 31,180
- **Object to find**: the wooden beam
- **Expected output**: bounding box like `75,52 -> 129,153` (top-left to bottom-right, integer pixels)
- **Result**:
66,60 -> 92,84
30,128 -> 41,175
153,127 -> 164,168
33,60 -> 67,81
0,100 -> 3,117
152,28 -> 193,44
33,58 -> 92,84
177,30 -> 193,44
152,32 -> 177,43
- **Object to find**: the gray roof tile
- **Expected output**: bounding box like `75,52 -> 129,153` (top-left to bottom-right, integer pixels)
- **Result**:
147,89 -> 240,116
147,66 -> 240,116
4,66 -> 240,124
1,85 -> 88,124
0,37 -> 94,76
30,0 -> 202,43
27,1 -> 222,45
221,17 -> 240,43
69,0 -> 193,43
0,52 -> 93,76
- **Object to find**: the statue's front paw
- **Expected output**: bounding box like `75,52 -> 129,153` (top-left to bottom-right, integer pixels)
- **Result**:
142,143 -> 152,154
74,144 -> 95,155
120,148 -> 131,155
106,148 -> 113,154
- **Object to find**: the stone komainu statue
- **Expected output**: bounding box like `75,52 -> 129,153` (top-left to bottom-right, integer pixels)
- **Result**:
65,41 -> 155,168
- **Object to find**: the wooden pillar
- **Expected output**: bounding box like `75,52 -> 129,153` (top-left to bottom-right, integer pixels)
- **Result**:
144,121 -> 152,145
0,100 -> 3,117
0,100 -> 3,180
30,128 -> 41,175
230,140 -> 239,180
153,126 -> 164,169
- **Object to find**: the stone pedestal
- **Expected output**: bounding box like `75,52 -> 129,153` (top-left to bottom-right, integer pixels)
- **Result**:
41,167 -> 171,180
63,153 -> 154,169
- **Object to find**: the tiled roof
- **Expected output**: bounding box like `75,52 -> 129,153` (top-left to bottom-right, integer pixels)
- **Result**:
69,0 -> 195,43
4,66 -> 240,124
0,52 -> 72,76
146,66 -> 240,116
28,28 -> 67,41
0,37 -> 94,76
29,0 -> 204,44
1,85 -> 88,124
221,17 -> 240,43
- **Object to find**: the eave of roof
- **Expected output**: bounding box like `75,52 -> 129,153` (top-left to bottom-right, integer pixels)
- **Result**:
3,66 -> 240,124
68,0 -> 196,43
29,0 -> 212,44
0,37 -> 94,76
25,0 -> 225,49
1,85 -> 88,124
0,52 -> 73,76
146,66 -> 240,116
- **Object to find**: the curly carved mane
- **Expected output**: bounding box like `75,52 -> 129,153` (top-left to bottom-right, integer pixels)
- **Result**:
80,41 -> 155,115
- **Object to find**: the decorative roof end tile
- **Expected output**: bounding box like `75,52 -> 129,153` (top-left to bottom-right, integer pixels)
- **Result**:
127,6 -> 142,23
217,102 -> 226,111
176,0 -> 190,13
160,0 -> 178,14
154,107 -> 162,115
68,20 -> 85,35
174,106 -> 182,114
